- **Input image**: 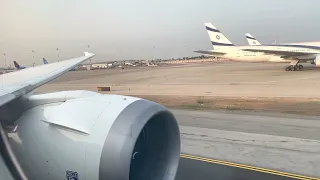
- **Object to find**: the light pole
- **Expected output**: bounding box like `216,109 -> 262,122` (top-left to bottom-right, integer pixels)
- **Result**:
153,46 -> 155,62
2,53 -> 6,68
87,45 -> 91,65
56,48 -> 60,62
31,49 -> 35,67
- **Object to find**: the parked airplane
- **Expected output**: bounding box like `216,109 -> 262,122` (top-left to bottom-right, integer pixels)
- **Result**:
245,33 -> 318,66
194,23 -> 290,65
13,61 -> 26,70
195,22 -> 320,71
0,52 -> 180,180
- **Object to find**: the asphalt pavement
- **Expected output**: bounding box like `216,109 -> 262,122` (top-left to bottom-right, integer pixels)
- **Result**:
173,109 -> 320,177
176,155 -> 318,180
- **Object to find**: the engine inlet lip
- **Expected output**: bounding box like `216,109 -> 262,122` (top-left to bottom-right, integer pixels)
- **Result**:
99,99 -> 180,180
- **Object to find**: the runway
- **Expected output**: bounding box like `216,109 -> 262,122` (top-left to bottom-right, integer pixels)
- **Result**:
177,155 -> 318,180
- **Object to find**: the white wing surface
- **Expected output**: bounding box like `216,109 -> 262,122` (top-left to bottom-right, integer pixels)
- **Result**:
0,52 -> 95,107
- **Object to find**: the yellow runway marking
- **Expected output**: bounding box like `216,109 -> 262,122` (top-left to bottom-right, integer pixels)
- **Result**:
180,154 -> 320,180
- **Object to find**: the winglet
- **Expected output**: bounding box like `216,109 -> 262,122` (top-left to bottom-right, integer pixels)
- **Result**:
84,52 -> 94,56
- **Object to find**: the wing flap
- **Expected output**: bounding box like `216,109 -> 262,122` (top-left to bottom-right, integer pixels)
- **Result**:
0,52 -> 95,107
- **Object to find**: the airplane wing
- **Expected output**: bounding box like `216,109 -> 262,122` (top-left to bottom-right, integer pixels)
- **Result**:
0,51 -> 181,180
241,47 -> 317,57
194,50 -> 226,55
0,52 -> 95,107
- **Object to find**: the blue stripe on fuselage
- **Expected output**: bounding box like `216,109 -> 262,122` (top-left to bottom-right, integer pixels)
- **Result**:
246,36 -> 256,40
206,26 -> 220,32
212,41 -> 235,46
263,44 -> 320,50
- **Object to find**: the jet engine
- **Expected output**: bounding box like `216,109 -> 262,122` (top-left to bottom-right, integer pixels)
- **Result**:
2,90 -> 181,180
268,57 -> 290,63
312,55 -> 320,67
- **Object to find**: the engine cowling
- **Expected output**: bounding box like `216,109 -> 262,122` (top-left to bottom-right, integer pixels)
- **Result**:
268,57 -> 290,63
5,91 -> 180,180
313,55 -> 320,67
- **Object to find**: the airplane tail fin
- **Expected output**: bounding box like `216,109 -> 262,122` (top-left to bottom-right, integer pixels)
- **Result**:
204,22 -> 234,49
43,58 -> 49,64
13,61 -> 20,69
245,33 -> 261,45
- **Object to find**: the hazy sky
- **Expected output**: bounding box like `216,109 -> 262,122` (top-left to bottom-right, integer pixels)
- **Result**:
1,0 -> 320,65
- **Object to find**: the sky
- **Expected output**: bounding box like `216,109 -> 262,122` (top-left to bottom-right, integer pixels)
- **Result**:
1,0 -> 320,65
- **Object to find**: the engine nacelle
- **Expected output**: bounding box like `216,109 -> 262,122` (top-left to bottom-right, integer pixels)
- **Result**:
5,91 -> 180,180
313,55 -> 320,67
268,57 -> 290,63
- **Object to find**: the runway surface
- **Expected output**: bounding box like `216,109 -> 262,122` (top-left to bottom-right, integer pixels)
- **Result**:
177,155 -> 318,180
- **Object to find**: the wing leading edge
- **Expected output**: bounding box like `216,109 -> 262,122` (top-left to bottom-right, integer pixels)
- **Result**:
241,48 -> 314,56
193,50 -> 226,55
0,52 -> 95,107
240,46 -> 317,58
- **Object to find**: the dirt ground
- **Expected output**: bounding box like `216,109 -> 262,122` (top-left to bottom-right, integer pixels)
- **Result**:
132,95 -> 320,116
36,62 -> 320,116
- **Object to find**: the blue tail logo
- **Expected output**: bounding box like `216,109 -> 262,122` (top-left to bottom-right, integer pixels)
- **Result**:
43,58 -> 49,64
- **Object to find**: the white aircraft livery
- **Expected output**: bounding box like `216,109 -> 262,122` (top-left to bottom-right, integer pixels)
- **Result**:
195,22 -> 320,71
245,33 -> 261,45
0,52 -> 180,180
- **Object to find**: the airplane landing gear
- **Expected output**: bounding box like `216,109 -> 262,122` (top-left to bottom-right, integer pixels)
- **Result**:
285,64 -> 303,71
285,65 -> 293,71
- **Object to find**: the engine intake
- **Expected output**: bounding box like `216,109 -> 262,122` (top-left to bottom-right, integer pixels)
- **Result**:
100,97 -> 180,180
5,91 -> 180,180
313,55 -> 320,67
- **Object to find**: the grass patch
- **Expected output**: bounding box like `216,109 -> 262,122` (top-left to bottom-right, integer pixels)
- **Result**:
225,106 -> 243,111
196,96 -> 211,105
131,94 -> 320,116
181,104 -> 203,110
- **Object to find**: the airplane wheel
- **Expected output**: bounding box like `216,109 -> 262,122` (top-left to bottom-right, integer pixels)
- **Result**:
287,65 -> 294,71
285,66 -> 291,71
